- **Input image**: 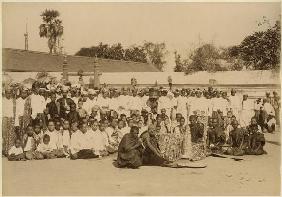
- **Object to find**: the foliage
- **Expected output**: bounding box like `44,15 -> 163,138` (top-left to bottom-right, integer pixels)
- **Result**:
143,41 -> 167,71
39,9 -> 64,54
76,41 -> 168,71
185,44 -> 227,74
227,19 -> 280,70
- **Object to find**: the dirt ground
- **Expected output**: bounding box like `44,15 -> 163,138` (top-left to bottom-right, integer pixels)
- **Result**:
2,132 -> 281,196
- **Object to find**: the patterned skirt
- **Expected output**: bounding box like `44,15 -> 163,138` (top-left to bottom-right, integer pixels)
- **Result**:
2,117 -> 16,156
158,133 -> 183,162
191,142 -> 206,161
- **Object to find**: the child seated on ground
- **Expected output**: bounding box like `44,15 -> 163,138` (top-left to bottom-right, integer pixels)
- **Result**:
61,120 -> 71,156
34,134 -> 57,159
91,120 -> 108,157
45,120 -> 65,158
23,125 -> 36,160
33,123 -> 44,147
8,139 -> 25,161
70,122 -> 98,160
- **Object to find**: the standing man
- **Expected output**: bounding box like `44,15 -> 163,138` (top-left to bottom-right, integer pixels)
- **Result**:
57,86 -> 75,120
229,89 -> 242,120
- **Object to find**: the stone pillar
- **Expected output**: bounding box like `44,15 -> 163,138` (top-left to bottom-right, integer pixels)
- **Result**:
93,57 -> 101,89
62,54 -> 69,82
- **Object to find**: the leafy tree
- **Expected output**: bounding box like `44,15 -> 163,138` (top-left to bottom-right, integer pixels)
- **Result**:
185,44 -> 227,74
143,41 -> 167,71
227,19 -> 280,70
124,46 -> 147,63
39,9 -> 63,54
76,43 -> 148,63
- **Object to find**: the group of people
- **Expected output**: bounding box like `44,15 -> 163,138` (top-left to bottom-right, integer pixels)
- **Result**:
2,80 -> 280,168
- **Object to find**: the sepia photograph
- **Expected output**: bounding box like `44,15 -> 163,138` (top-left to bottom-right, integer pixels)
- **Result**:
1,1 -> 281,196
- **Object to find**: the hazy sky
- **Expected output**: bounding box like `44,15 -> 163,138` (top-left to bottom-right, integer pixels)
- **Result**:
2,2 -> 281,71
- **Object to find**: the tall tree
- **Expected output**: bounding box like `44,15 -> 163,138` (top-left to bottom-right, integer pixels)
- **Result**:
227,19 -> 280,70
143,41 -> 167,71
39,9 -> 64,54
186,44 -> 227,74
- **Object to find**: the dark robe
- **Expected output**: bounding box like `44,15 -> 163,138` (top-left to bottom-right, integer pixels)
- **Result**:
57,97 -> 75,119
225,128 -> 246,156
245,125 -> 266,155
117,133 -> 144,168
142,132 -> 166,166
46,101 -> 59,120
190,122 -> 204,143
66,111 -> 80,124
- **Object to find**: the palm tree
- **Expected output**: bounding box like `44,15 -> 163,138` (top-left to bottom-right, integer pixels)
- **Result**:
39,9 -> 63,54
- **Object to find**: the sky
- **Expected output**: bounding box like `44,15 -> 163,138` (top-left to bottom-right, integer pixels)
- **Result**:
2,2 -> 281,71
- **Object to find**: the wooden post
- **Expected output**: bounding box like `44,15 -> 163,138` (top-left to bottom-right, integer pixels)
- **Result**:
93,57 -> 101,89
62,54 -> 68,82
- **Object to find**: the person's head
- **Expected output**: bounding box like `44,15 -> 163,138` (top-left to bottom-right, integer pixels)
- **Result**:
99,120 -> 106,131
231,115 -> 237,122
120,114 -> 127,122
71,122 -> 78,132
231,120 -> 239,129
81,117 -> 88,125
118,119 -> 124,129
43,134 -> 51,145
34,124 -> 41,134
91,120 -> 99,131
160,108 -> 166,116
148,124 -> 155,134
62,120 -> 70,130
50,93 -> 57,102
266,92 -> 270,98
222,92 -> 227,99
111,118 -> 118,128
131,114 -> 137,122
176,113 -> 182,122
127,118 -> 134,128
62,90 -> 68,98
243,94 -> 248,101
79,122 -> 88,134
14,138 -> 22,148
156,124 -> 161,132
21,89 -> 28,99
130,126 -> 139,138
179,117 -> 185,126
227,111 -> 233,118
55,121 -> 61,131
88,92 -> 95,100
250,117 -> 257,126
5,89 -> 12,99
231,89 -> 236,96
156,115 -> 162,125
26,125 -> 33,136
196,91 -> 202,98
137,119 -> 144,128
70,103 -> 76,112
47,120 -> 55,132
78,100 -> 84,109
164,116 -> 170,125
211,118 -> 218,127
189,115 -> 197,125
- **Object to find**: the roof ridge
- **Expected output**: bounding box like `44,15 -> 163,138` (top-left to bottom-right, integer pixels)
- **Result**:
3,48 -> 159,69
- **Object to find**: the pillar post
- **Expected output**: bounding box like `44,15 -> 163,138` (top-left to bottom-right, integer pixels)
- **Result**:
62,54 -> 69,83
93,56 -> 101,89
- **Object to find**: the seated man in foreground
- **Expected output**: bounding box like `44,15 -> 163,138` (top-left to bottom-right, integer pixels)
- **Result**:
117,126 -> 144,169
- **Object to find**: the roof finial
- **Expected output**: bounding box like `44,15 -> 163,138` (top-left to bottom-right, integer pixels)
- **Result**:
24,18 -> 28,50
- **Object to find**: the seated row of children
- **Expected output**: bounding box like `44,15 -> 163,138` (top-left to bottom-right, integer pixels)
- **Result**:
8,118 -> 127,161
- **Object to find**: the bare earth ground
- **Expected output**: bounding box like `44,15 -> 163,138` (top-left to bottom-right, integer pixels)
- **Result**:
2,132 -> 281,196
